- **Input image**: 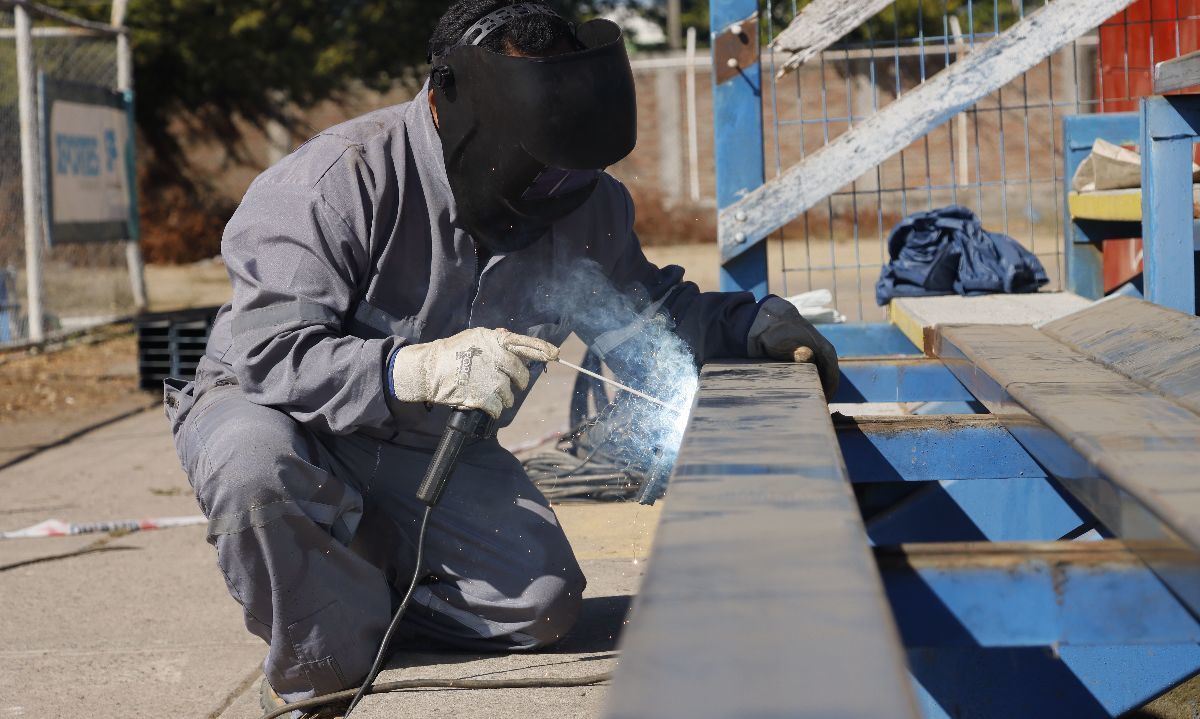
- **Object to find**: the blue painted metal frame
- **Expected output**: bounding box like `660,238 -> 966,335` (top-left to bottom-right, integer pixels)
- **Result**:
818,322 -> 921,357
834,359 -> 979,405
1062,113 -> 1139,300
885,543 -> 1200,718
1141,95 -> 1200,314
882,545 -> 1200,648
838,418 -> 1087,543
823,332 -> 1200,716
712,0 -> 767,297
837,419 -> 1045,483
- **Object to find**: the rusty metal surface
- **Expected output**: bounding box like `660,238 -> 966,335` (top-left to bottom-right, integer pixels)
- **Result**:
604,362 -> 919,719
1040,296 -> 1200,416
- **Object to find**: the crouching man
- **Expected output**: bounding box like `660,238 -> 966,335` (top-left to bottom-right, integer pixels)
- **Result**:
164,1 -> 838,715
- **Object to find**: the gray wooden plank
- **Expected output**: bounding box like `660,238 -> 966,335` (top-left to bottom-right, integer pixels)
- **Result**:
718,0 -> 1138,261
605,362 -> 918,719
769,0 -> 893,77
1039,295 -> 1200,416
1155,49 -> 1200,94
936,324 -> 1200,549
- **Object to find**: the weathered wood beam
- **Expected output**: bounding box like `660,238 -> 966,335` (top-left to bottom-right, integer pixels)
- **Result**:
770,0 -> 894,77
1154,49 -> 1200,94
718,0 -> 1137,262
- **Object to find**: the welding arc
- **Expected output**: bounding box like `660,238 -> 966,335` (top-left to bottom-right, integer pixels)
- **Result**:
259,673 -> 612,719
555,358 -> 676,412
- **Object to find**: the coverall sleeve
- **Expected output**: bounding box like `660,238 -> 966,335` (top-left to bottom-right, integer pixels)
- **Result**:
220,158 -> 400,436
601,183 -> 761,364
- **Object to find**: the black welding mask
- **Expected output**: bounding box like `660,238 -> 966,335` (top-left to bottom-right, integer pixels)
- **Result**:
430,5 -> 637,253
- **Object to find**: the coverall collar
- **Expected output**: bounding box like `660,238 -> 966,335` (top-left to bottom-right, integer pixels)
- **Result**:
408,80 -> 453,199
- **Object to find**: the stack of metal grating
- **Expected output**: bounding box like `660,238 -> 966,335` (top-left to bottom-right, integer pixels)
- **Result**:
134,307 -> 220,391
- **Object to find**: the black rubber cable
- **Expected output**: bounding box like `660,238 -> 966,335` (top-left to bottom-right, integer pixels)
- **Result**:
342,504 -> 433,716
258,672 -> 614,719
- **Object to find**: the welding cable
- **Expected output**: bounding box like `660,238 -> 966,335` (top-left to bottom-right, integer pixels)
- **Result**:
265,497 -> 612,719
341,504 -> 434,717
258,672 -> 614,719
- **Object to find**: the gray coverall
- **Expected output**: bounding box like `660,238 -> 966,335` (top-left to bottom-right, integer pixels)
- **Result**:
165,89 -> 761,703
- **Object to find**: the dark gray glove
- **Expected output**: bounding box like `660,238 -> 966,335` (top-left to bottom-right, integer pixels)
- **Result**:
746,297 -> 840,400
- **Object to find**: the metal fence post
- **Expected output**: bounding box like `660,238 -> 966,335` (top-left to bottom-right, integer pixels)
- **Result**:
113,0 -> 147,313
686,27 -> 701,204
15,1 -> 44,342
711,0 -> 767,296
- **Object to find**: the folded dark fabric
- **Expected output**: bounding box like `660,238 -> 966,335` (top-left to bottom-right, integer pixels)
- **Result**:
876,205 -> 1048,306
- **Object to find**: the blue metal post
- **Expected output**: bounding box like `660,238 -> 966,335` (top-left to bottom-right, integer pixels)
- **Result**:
1141,96 -> 1200,314
712,0 -> 767,297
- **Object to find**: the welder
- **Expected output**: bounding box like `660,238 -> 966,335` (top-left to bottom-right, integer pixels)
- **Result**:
163,1 -> 839,716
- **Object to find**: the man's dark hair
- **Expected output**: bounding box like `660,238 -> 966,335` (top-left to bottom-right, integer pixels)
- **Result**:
428,0 -> 576,61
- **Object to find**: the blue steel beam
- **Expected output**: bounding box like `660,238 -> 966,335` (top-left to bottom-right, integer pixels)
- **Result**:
836,416 -> 1044,483
888,542 -> 1200,717
879,541 -> 1200,648
864,478 -> 1086,544
837,417 -> 1087,543
818,322 -> 922,358
910,644 -> 1200,719
834,359 -> 980,405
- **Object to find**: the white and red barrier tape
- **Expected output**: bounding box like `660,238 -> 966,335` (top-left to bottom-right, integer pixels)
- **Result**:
1,515 -> 206,540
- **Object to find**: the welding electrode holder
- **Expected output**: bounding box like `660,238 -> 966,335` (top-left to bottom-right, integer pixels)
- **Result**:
416,409 -> 492,506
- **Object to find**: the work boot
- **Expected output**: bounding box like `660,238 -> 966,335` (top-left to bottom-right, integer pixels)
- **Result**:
259,678 -> 348,719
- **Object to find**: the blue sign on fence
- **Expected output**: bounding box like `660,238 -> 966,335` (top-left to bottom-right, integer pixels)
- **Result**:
39,75 -> 138,246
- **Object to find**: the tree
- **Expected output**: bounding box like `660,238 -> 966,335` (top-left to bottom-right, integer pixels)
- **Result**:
39,1 -> 580,260
48,1 -> 447,180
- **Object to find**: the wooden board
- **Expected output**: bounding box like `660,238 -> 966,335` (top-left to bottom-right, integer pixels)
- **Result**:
1040,295 -> 1200,416
935,324 -> 1200,551
1069,188 -> 1143,222
718,0 -> 1138,262
1155,49 -> 1200,94
769,0 -> 893,77
887,292 -> 1092,354
605,362 -> 919,719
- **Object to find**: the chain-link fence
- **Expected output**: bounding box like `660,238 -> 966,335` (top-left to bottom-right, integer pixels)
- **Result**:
0,3 -> 134,345
743,0 -> 1186,321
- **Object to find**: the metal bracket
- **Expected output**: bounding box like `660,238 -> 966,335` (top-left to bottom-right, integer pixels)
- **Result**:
713,11 -> 759,84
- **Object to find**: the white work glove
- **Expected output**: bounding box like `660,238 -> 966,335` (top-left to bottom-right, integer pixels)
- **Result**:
389,328 -> 559,419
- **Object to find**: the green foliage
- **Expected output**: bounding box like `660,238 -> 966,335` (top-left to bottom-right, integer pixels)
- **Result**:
42,0 -> 455,177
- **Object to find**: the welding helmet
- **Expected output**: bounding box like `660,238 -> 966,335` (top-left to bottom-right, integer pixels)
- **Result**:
429,4 -> 637,252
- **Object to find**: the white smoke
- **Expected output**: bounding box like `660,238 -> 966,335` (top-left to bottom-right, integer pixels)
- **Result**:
535,260 -> 698,501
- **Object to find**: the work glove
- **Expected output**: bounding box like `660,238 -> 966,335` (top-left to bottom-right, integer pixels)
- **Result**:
389,328 -> 559,419
747,296 -> 840,400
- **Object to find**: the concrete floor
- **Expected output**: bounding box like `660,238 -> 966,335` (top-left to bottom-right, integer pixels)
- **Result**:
0,342 -> 660,718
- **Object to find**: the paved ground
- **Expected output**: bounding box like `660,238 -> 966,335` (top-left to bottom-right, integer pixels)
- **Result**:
0,341 -> 659,718
3,244 -> 715,719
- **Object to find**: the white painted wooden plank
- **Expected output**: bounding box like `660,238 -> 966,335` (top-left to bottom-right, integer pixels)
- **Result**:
1155,49 -> 1200,94
719,0 -> 1138,262
770,0 -> 894,77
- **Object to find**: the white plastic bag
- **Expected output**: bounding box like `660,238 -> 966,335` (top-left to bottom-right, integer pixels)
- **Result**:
784,289 -> 846,324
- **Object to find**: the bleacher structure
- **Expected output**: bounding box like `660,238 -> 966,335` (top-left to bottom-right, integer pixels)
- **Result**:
605,2 -> 1200,717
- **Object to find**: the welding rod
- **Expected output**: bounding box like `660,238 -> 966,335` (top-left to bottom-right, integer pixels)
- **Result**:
554,358 -> 677,412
